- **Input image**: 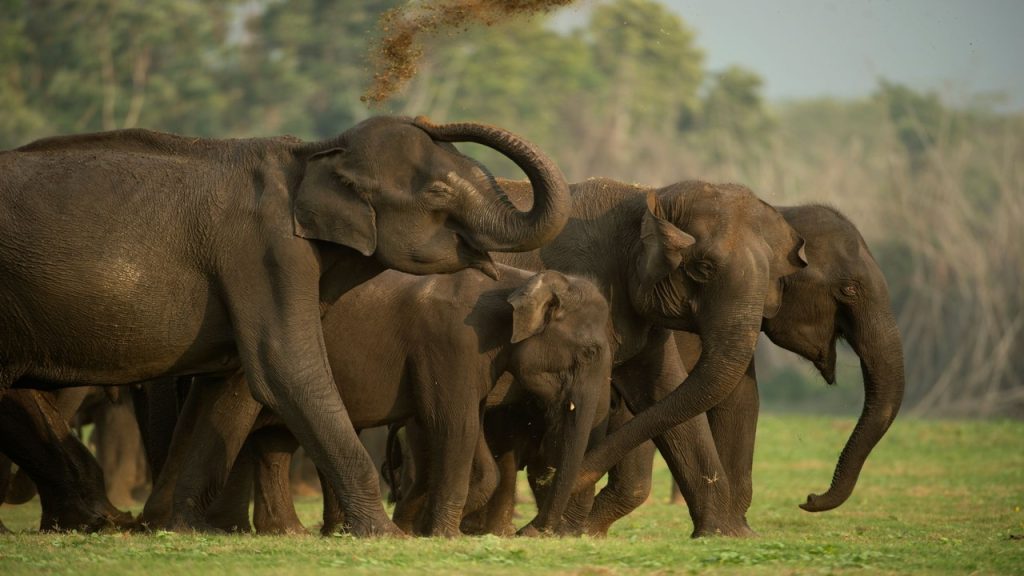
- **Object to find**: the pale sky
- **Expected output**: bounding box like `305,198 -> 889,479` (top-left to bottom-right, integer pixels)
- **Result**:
558,0 -> 1024,110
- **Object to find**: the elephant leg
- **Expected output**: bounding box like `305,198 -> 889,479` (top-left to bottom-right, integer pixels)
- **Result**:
474,448 -> 519,536
358,426 -> 392,499
319,468 -> 344,535
204,438 -> 255,533
391,421 -> 431,534
0,453 -> 11,533
610,332 -> 747,537
584,399 -> 657,537
92,396 -> 147,508
131,378 -> 185,483
167,374 -> 262,532
421,398 -> 479,537
252,426 -> 306,535
462,432 -> 499,518
669,480 -> 685,504
0,389 -> 131,532
232,326 -> 399,535
139,374 -> 260,530
705,358 -> 759,527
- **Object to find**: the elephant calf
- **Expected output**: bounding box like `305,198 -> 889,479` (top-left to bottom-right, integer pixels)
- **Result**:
151,266 -> 613,537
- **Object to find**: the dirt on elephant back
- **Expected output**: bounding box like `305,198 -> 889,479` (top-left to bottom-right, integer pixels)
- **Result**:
363,0 -> 577,104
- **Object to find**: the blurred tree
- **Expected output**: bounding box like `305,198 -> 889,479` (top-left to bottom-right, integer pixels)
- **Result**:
1,0 -> 237,144
584,0 -> 703,174
696,65 -> 774,166
874,79 -> 957,168
232,0 -> 402,138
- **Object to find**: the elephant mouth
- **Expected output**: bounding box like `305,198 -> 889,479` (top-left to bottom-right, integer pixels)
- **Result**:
457,234 -> 499,280
813,354 -> 836,385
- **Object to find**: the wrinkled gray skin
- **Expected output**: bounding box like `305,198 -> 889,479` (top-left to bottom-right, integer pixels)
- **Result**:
0,115 -> 570,536
679,204 -> 905,517
506,203 -> 905,535
143,266 -> 611,537
492,177 -> 807,537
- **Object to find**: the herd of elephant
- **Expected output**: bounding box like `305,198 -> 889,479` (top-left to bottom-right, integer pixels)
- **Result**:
0,115 -> 904,538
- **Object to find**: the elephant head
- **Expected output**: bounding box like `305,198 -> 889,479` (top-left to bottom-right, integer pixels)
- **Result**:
507,271 -> 612,534
293,116 -> 570,278
577,181 -> 807,484
763,205 -> 905,512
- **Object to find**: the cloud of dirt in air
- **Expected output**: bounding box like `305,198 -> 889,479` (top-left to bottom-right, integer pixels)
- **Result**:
363,0 -> 578,105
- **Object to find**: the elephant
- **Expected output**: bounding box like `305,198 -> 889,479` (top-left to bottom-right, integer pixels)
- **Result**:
0,115 -> 571,536
139,266 -> 612,537
474,177 -> 807,537
0,389 -> 132,532
461,202 -> 904,535
675,202 -> 905,516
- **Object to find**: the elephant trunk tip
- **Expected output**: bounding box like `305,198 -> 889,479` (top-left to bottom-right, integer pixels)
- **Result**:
798,489 -> 850,513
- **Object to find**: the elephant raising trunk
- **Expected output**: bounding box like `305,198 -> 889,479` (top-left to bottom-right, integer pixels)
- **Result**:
801,308 -> 905,512
412,117 -> 570,253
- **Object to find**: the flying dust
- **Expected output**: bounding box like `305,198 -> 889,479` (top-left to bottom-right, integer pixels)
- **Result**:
363,0 -> 578,105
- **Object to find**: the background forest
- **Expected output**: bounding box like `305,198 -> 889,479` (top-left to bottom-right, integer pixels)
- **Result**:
2,0 -> 1021,418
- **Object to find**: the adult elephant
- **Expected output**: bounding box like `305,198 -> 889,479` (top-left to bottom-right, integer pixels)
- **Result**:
0,115 -> 570,536
676,203 -> 905,517
489,177 -> 807,536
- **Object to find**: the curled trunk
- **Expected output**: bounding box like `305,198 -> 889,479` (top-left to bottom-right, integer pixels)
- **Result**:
412,117 -> 570,252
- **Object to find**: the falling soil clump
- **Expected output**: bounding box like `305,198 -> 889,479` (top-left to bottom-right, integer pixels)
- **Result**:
364,0 -> 577,104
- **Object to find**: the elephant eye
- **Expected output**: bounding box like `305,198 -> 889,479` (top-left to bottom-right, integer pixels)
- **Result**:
685,259 -> 716,283
837,282 -> 860,300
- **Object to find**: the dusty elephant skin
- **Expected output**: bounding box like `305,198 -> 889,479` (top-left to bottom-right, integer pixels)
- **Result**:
672,204 -> 905,519
488,177 -> 807,537
497,203 -> 905,536
0,115 -> 570,537
144,266 -> 611,537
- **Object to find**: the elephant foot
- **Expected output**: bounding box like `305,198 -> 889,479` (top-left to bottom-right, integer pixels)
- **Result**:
0,518 -> 10,534
206,509 -> 253,534
257,523 -> 307,536
255,513 -> 306,536
690,516 -> 757,538
164,509 -> 229,534
42,506 -> 133,533
320,522 -> 345,536
341,514 -> 405,538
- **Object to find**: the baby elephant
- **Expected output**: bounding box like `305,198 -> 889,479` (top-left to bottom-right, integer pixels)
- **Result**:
321,265 -> 611,536
160,265 -> 612,537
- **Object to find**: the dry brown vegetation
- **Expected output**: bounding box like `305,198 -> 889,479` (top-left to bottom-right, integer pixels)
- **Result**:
363,0 -> 576,104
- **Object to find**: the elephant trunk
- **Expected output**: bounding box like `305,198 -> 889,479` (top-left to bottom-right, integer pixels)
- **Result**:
573,272 -> 765,492
412,117 -> 570,252
528,379 -> 602,534
800,310 -> 904,512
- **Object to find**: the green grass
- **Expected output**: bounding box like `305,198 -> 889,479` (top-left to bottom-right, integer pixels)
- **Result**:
2,415 -> 1022,574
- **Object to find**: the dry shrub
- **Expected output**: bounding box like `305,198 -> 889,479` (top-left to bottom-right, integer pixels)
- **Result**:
363,0 -> 576,104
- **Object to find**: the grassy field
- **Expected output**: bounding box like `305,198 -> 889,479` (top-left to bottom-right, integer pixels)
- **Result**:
1,414 -> 1021,574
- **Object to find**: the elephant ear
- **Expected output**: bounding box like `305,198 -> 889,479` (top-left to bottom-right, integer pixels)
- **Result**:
508,271 -> 571,344
639,191 -> 696,285
293,147 -> 377,256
